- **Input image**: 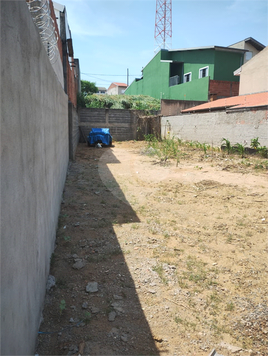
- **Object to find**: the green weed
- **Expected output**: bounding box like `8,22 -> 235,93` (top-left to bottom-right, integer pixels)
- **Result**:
174,316 -> 196,330
59,299 -> 66,315
250,137 -> 260,150
202,143 -> 210,155
225,302 -> 235,311
152,264 -> 168,285
84,311 -> 91,324
222,138 -> 232,154
182,255 -> 209,286
257,146 -> 268,158
234,142 -> 246,158
57,277 -> 67,289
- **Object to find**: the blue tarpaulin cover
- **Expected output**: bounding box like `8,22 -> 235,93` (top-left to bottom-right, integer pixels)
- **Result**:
87,128 -> 112,146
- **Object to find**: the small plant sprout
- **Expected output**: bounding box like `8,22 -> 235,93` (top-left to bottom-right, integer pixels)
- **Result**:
202,143 -> 210,155
250,137 -> 260,150
222,138 -> 232,154
59,299 -> 66,314
257,146 -> 268,158
84,311 -> 91,324
235,142 -> 246,158
226,302 -> 235,311
152,264 -> 168,285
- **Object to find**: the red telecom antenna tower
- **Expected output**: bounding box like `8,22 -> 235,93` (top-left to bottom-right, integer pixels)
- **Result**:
154,0 -> 172,53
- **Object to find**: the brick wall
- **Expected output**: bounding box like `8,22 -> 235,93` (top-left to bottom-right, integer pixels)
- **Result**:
79,108 -> 161,142
67,58 -> 77,107
161,99 -> 206,116
209,80 -> 239,100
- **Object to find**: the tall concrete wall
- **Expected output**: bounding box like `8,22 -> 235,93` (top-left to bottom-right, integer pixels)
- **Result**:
162,109 -> 268,147
1,2 -> 69,355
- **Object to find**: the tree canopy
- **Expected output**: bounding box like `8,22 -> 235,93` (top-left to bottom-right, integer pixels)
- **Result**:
77,80 -> 98,107
81,80 -> 98,96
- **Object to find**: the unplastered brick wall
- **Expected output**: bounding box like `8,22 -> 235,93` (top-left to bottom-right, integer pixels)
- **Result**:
67,58 -> 77,107
161,99 -> 206,116
209,80 -> 239,99
79,108 -> 155,142
162,108 -> 268,147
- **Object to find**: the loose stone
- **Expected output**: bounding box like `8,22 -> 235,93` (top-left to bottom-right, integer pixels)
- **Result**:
86,282 -> 98,293
108,311 -> 116,321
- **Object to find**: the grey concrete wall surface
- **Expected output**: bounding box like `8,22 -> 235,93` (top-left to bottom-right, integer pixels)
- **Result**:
162,109 -> 268,147
1,2 -> 69,355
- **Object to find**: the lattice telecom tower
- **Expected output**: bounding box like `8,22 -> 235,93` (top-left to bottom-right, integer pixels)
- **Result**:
154,0 -> 172,53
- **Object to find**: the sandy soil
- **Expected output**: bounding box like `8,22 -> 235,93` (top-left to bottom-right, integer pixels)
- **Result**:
36,141 -> 268,356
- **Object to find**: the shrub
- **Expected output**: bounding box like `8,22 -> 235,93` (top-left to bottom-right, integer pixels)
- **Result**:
84,94 -> 160,111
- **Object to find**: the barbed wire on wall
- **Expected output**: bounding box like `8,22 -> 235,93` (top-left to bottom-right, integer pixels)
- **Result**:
26,0 -> 59,63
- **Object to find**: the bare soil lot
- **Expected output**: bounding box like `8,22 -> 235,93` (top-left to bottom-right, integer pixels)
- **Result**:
37,141 -> 268,356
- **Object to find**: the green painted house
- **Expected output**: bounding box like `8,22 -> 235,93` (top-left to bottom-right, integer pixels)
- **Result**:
125,46 -> 247,102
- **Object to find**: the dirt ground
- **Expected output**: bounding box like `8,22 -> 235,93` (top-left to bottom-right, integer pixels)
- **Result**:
36,141 -> 268,356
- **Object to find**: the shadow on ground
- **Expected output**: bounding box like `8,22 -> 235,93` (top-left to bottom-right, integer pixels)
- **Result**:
36,144 -> 160,355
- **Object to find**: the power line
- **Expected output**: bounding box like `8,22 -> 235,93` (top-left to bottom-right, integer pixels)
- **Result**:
81,72 -> 140,77
81,72 -> 141,85
82,74 -> 115,83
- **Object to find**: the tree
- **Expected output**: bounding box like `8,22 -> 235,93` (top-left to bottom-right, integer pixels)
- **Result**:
77,80 -> 98,108
81,80 -> 98,96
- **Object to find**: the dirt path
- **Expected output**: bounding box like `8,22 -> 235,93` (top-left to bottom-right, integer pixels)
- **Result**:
37,142 -> 268,356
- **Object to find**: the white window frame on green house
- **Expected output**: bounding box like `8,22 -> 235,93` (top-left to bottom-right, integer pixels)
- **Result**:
183,72 -> 192,83
199,66 -> 209,78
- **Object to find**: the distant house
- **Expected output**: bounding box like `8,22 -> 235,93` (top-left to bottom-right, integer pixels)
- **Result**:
234,46 -> 268,95
97,87 -> 107,95
229,37 -> 265,64
125,40 -> 263,102
107,82 -> 128,95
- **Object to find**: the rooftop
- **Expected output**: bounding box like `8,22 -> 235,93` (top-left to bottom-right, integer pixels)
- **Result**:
169,45 -> 246,54
113,82 -> 128,87
181,92 -> 268,113
229,37 -> 266,51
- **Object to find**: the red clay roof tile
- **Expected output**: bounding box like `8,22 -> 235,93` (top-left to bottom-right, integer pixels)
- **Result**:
113,82 -> 128,87
181,92 -> 268,113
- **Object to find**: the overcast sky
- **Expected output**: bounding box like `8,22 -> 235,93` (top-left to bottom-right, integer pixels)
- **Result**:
56,0 -> 268,88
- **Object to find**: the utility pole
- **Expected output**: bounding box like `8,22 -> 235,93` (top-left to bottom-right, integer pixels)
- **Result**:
154,0 -> 172,53
127,68 -> 129,86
